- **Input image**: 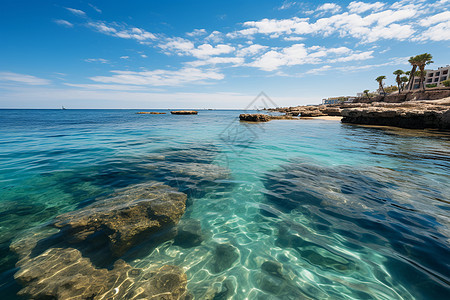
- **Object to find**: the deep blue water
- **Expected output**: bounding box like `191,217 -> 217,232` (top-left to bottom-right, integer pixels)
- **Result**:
0,109 -> 449,299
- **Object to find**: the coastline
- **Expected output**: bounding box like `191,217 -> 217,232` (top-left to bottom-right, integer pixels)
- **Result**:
268,94 -> 450,130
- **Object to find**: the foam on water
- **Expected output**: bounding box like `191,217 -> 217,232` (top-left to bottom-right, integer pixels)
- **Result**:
0,109 -> 449,299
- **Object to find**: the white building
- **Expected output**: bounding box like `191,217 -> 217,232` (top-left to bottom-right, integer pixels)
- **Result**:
411,65 -> 449,89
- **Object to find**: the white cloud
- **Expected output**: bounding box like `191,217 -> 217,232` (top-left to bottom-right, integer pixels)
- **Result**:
187,57 -> 245,67
304,56 -> 409,75
191,44 -> 235,58
236,44 -> 268,57
186,29 -> 207,37
87,22 -> 157,42
327,51 -> 374,63
205,31 -> 224,43
85,58 -> 109,63
419,11 -> 450,26
159,38 -> 234,58
283,36 -> 305,41
305,65 -> 332,75
250,44 -> 311,71
65,7 -> 86,17
239,8 -> 418,43
415,19 -> 450,41
89,68 -> 224,86
348,1 -> 385,14
64,83 -> 148,91
141,54 -> 148,58
0,72 -> 51,85
279,1 -> 297,10
249,44 -> 374,71
54,19 -> 73,27
120,56 -> 130,59
317,3 -> 342,14
88,4 -> 102,13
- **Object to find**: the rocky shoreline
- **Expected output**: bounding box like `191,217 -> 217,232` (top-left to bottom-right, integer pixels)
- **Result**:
269,96 -> 450,130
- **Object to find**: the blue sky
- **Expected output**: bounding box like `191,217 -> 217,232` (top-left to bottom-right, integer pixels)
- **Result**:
0,0 -> 449,108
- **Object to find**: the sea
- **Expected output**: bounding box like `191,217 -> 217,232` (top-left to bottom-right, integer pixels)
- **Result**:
0,109 -> 449,299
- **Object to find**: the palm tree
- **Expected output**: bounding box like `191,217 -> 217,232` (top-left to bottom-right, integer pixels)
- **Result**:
393,69 -> 404,93
376,76 -> 386,94
414,53 -> 433,90
400,76 -> 409,91
363,89 -> 371,101
406,56 -> 419,91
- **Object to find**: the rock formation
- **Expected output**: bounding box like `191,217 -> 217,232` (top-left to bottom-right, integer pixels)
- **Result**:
171,111 -> 198,115
53,182 -> 187,256
239,114 -> 297,122
211,243 -> 239,273
341,99 -> 450,129
14,247 -> 191,300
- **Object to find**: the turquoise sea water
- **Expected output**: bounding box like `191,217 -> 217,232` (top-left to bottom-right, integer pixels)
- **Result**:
0,109 -> 449,299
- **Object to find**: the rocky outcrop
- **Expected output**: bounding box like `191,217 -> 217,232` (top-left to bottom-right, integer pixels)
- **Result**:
239,114 -> 297,122
171,111 -> 198,115
14,247 -> 191,300
270,105 -> 341,117
53,182 -> 187,256
341,98 -> 450,130
136,111 -> 166,114
239,114 -> 271,122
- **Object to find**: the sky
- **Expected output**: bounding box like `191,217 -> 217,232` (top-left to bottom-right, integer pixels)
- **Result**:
0,0 -> 449,109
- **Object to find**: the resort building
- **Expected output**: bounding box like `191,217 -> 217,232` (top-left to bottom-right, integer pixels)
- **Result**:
322,97 -> 355,105
410,65 -> 449,89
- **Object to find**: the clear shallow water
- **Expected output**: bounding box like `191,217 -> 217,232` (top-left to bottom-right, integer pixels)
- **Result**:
0,109 -> 449,299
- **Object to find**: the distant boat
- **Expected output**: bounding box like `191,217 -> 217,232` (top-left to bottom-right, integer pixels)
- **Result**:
62,106 -> 66,110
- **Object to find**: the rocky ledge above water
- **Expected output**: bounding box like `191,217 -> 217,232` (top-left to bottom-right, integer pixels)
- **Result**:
136,111 -> 166,114
239,114 -> 297,122
270,97 -> 450,130
341,98 -> 450,130
171,110 -> 198,115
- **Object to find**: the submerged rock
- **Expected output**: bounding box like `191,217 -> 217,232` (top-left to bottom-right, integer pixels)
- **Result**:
53,182 -> 187,256
174,218 -> 204,248
261,260 -> 284,278
14,247 -> 190,300
211,243 -> 239,273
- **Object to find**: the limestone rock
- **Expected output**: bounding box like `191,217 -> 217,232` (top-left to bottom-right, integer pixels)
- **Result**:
171,111 -> 198,115
239,114 -> 297,122
53,182 -> 187,256
300,110 -> 326,117
14,247 -> 190,300
239,114 -> 271,122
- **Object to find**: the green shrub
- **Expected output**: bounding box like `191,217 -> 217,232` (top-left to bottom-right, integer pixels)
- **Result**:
442,79 -> 450,87
426,83 -> 437,88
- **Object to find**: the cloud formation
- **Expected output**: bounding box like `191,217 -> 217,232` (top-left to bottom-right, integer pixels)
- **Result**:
54,19 -> 73,27
0,72 -> 51,85
89,68 -> 224,86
